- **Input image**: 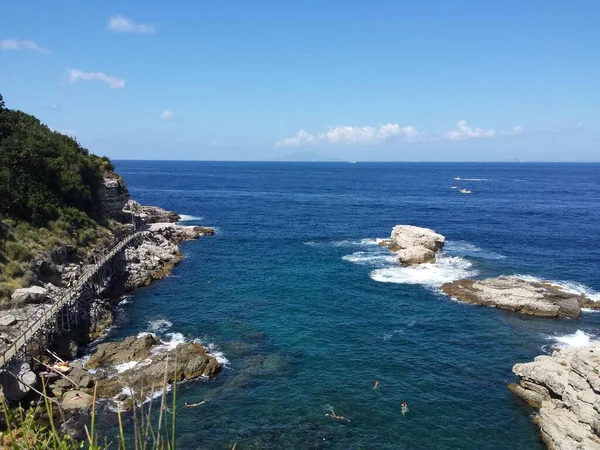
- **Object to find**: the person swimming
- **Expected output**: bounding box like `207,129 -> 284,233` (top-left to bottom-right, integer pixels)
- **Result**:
184,400 -> 206,408
325,406 -> 348,421
373,380 -> 380,389
401,402 -> 409,416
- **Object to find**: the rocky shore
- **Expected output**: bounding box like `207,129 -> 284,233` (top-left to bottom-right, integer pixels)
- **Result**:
380,225 -> 445,265
440,277 -> 598,318
0,177 -> 218,405
509,344 -> 600,449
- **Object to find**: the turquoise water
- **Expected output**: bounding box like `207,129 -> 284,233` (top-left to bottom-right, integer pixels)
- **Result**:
100,162 -> 600,449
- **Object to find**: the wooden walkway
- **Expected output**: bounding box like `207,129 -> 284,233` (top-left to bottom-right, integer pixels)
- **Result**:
0,231 -> 147,368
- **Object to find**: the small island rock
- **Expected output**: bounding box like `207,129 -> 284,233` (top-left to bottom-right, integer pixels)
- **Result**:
385,225 -> 445,265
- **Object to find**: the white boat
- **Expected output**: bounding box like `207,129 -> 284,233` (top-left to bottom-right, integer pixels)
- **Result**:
451,186 -> 458,189
454,177 -> 461,180
459,189 -> 472,194
349,161 -> 357,164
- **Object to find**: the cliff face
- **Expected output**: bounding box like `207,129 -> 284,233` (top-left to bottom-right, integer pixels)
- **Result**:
98,178 -> 130,220
509,345 -> 600,450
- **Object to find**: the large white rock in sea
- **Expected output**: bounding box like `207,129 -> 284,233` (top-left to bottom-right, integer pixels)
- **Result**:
385,225 -> 446,265
509,344 -> 600,449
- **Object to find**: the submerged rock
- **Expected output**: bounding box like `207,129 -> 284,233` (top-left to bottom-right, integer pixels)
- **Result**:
509,344 -> 600,449
440,277 -> 594,318
384,225 -> 445,265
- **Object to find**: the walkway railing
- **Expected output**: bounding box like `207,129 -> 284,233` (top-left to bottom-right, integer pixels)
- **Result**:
0,231 -> 146,368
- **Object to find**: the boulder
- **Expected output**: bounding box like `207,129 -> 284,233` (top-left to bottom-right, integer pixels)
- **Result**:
10,286 -> 50,305
440,277 -> 591,318
510,344 -> 600,449
0,361 -> 38,402
387,225 -> 445,265
61,390 -> 93,411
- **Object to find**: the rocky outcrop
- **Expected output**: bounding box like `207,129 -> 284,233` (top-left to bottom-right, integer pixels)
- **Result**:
381,225 -> 445,265
84,335 -> 221,403
509,344 -> 600,449
10,286 -> 50,305
98,178 -> 130,219
124,200 -> 180,223
440,277 -> 595,318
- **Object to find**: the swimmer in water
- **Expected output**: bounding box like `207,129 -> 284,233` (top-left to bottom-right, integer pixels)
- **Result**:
401,402 -> 409,416
325,407 -> 347,421
373,380 -> 380,389
184,400 -> 206,408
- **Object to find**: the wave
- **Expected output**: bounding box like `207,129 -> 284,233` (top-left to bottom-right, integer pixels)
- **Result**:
304,238 -> 381,248
370,255 -> 477,286
178,214 -> 203,222
510,275 -> 600,302
445,240 -> 506,260
203,341 -> 230,366
342,251 -> 396,266
453,177 -> 489,181
547,330 -> 598,348
148,319 -> 173,333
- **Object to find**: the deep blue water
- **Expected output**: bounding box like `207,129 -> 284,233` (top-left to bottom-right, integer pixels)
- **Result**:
104,162 -> 600,449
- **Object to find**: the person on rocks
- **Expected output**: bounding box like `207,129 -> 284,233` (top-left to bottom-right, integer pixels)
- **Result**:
401,402 -> 409,416
184,400 -> 206,408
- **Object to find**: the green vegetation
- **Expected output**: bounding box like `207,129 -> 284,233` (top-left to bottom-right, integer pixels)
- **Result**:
0,94 -> 118,304
0,358 -> 198,450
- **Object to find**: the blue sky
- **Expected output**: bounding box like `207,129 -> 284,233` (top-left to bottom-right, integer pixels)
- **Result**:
1,0 -> 599,161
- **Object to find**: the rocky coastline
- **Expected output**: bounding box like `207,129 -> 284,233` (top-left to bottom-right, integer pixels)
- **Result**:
509,344 -> 600,449
0,177 -> 219,408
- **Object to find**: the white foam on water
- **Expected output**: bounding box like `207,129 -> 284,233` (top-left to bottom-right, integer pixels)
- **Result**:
114,361 -> 139,374
119,295 -> 133,305
148,319 -> 173,333
303,241 -> 317,246
178,214 -> 203,222
510,275 -> 600,302
342,251 -> 397,266
445,240 -> 506,260
548,330 -> 597,348
151,332 -> 187,353
203,342 -> 230,366
370,255 -> 477,286
461,178 -> 489,181
332,238 -> 380,247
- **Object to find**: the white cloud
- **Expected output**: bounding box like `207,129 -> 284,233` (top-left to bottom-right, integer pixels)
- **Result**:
67,69 -> 125,89
276,124 -> 421,147
107,15 -> 156,34
275,130 -> 316,147
160,110 -> 174,120
501,125 -> 524,136
444,120 -> 496,140
0,39 -> 50,54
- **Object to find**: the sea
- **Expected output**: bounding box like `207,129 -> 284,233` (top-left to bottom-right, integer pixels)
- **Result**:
96,161 -> 600,449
